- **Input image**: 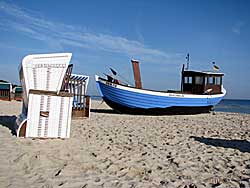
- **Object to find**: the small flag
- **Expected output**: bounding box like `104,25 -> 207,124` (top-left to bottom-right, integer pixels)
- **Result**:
212,62 -> 219,71
110,68 -> 117,75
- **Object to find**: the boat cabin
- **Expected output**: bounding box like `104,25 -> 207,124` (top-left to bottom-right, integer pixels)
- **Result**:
181,70 -> 224,95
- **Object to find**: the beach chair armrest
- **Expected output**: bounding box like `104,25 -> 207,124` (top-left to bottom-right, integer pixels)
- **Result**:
29,89 -> 73,97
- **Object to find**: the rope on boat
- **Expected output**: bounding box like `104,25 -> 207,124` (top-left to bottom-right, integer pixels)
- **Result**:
95,99 -> 105,109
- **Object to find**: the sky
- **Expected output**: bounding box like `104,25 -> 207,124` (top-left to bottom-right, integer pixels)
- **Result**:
0,0 -> 250,99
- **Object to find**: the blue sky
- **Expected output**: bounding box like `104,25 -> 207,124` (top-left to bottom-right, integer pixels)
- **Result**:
0,0 -> 249,99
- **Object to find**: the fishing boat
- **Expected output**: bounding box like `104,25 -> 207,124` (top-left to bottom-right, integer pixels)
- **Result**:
95,59 -> 226,115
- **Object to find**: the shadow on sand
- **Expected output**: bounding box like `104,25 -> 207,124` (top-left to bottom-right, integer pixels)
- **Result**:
0,115 -> 17,136
191,136 -> 250,153
90,109 -> 120,114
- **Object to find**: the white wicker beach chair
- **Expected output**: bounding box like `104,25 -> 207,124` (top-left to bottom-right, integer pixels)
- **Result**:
16,53 -> 73,138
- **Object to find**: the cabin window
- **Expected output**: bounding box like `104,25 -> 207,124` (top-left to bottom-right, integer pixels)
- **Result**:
195,76 -> 203,85
184,77 -> 192,84
207,76 -> 221,85
215,77 -> 221,85
208,76 -> 214,85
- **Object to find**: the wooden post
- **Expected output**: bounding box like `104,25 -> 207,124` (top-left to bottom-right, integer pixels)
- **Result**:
77,80 -> 80,110
80,80 -> 83,110
84,96 -> 91,118
73,80 -> 76,109
131,60 -> 142,89
9,90 -> 11,101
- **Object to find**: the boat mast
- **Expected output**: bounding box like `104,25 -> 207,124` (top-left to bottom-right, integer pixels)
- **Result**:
181,64 -> 185,92
131,59 -> 142,89
186,53 -> 190,70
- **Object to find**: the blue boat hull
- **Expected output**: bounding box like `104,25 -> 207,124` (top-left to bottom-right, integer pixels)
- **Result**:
103,96 -> 213,115
95,76 -> 226,115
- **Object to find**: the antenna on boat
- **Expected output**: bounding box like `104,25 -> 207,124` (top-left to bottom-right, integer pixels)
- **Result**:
186,53 -> 190,70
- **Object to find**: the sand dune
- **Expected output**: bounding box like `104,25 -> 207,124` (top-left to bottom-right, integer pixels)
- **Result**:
0,100 -> 250,188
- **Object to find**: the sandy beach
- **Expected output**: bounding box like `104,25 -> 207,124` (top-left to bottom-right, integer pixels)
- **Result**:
0,100 -> 250,188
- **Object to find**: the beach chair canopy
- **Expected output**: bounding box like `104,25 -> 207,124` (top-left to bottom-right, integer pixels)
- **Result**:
19,53 -> 72,109
70,74 -> 89,95
0,82 -> 11,90
14,86 -> 23,93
